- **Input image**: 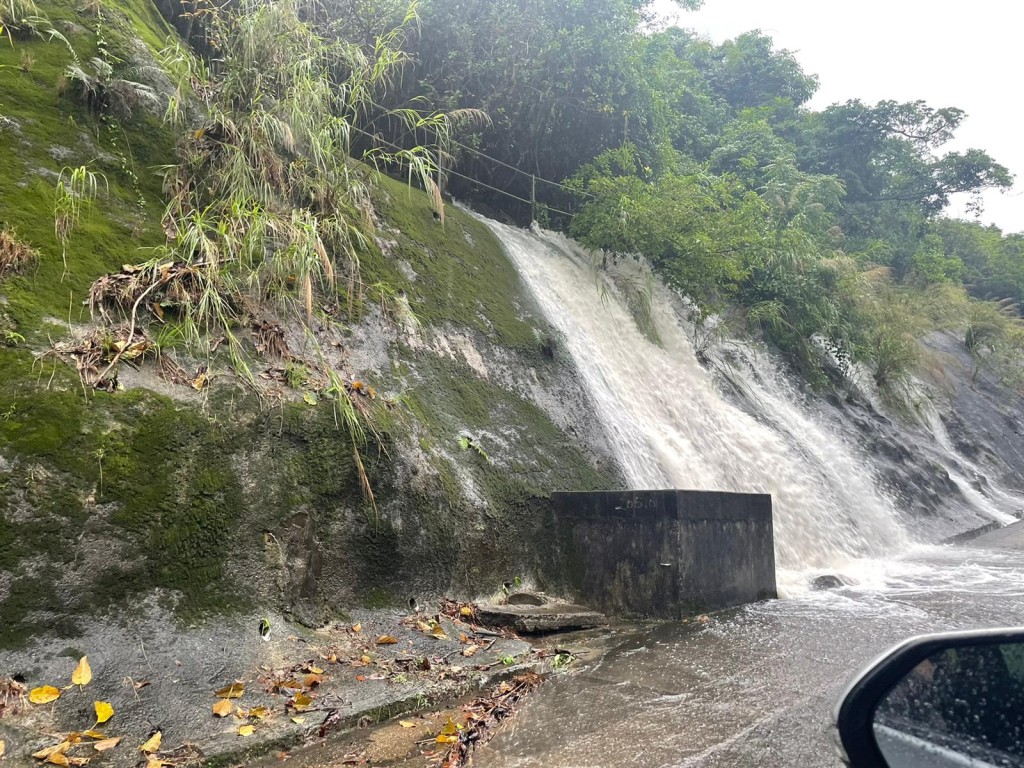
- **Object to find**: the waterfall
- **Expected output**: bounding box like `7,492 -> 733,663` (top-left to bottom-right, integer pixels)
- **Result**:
480,218 -> 911,573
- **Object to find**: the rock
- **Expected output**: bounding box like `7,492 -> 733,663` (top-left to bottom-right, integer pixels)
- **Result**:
505,591 -> 548,606
476,602 -> 605,633
811,574 -> 856,591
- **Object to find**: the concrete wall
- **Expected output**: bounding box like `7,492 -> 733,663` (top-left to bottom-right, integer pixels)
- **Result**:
552,490 -> 777,618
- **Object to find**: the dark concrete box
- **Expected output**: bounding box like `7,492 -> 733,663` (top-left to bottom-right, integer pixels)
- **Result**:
552,490 -> 777,618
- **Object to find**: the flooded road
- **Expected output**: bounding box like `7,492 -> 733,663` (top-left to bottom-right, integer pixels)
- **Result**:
480,544 -> 1024,768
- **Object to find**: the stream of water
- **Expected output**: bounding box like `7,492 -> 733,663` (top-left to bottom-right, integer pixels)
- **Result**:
474,219 -> 1024,766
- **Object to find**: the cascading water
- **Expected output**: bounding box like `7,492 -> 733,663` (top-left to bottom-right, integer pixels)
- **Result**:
478,218 -> 910,575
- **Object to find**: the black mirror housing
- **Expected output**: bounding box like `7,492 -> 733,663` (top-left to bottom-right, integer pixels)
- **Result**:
834,627 -> 1024,768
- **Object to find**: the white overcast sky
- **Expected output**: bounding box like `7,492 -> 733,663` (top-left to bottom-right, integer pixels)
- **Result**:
658,0 -> 1024,233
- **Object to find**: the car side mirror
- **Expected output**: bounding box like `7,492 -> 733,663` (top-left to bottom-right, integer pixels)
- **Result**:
834,628 -> 1024,768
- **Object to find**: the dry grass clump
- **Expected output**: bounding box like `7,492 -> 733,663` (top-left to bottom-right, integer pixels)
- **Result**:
0,226 -> 38,280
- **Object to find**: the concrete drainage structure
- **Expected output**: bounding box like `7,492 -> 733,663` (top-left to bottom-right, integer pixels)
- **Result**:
552,490 -> 777,618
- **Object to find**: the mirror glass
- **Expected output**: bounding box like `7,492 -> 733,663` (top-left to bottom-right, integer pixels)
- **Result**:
873,641 -> 1024,767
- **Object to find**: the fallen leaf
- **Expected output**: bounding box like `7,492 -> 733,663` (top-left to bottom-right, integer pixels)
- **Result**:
351,623 -> 361,633
139,731 -> 161,754
306,666 -> 324,675
0,741 -> 4,758
215,682 -> 245,699
303,674 -> 323,689
246,706 -> 270,720
82,731 -> 105,740
146,760 -> 169,768
376,635 -> 398,645
416,620 -> 432,633
431,625 -> 448,639
30,686 -> 61,704
399,720 -> 416,728
460,606 -> 473,617
212,699 -> 234,717
32,743 -> 70,760
360,655 -> 372,665
355,675 -> 366,683
66,733 -> 83,745
290,692 -> 312,711
302,392 -> 317,406
458,633 -> 469,644
290,716 -> 305,724
46,754 -> 70,766
67,758 -> 90,766
133,680 -> 151,691
436,717 -> 460,744
462,646 -> 478,658
93,701 -> 114,725
92,737 -> 122,752
238,725 -> 255,737
71,657 -> 92,687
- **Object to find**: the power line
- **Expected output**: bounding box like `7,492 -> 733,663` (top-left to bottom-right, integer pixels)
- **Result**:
350,124 -> 581,220
365,100 -> 595,200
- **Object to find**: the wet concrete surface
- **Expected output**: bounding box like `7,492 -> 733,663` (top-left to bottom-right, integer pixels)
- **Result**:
477,544 -> 1024,768
0,601 -> 533,767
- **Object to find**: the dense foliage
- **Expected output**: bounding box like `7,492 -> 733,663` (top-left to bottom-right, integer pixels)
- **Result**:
3,0 -> 1023,404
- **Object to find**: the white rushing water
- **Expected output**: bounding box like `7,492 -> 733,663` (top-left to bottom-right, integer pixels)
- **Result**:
481,219 -> 911,574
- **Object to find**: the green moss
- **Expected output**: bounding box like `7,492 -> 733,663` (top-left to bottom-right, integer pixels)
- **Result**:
361,173 -> 537,350
0,0 -> 176,339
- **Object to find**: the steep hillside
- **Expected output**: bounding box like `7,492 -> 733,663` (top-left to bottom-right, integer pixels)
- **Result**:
0,0 -> 622,649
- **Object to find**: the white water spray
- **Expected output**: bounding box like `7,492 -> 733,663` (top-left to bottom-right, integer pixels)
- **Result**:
482,219 -> 910,571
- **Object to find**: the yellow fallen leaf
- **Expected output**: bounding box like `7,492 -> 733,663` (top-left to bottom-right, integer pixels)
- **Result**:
291,692 -> 313,711
66,733 -> 83,745
238,725 -> 254,737
436,734 -> 458,744
431,625 -> 448,639
290,716 -> 305,724
214,682 -> 245,699
30,685 -> 61,704
212,699 -> 233,717
246,706 -> 270,719
351,623 -> 361,633
376,635 -> 398,645
307,666 -> 324,675
71,657 -> 92,687
460,606 -> 473,617
146,760 -> 167,768
82,731 -> 105,740
46,753 -> 70,766
416,620 -> 432,632
32,743 -> 70,760
94,701 -> 114,725
139,731 -> 161,754
93,737 -> 122,751
0,740 -> 5,758
67,758 -> 90,766
360,655 -> 372,665
399,720 -> 416,728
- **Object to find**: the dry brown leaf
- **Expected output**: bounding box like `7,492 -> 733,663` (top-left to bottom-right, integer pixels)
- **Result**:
238,725 -> 254,737
355,675 -> 366,683
133,680 -> 151,691
351,623 -> 361,633
290,716 -> 305,724
67,758 -> 90,766
92,737 -> 122,752
139,731 -> 161,754
376,635 -> 398,645
360,655 -> 372,665
29,686 -> 61,704
93,701 -> 114,725
416,620 -> 432,632
212,699 -> 233,717
81,731 -> 105,740
458,632 -> 469,644
0,740 -> 4,758
302,674 -> 323,689
246,706 -> 270,719
290,692 -> 312,711
66,733 -> 82,745
214,682 -> 245,699
399,720 -> 416,728
46,753 -> 70,766
462,645 -> 479,658
32,743 -> 70,760
71,657 -> 92,687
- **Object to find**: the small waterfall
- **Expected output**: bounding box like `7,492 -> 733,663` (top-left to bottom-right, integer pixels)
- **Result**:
481,219 -> 910,571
